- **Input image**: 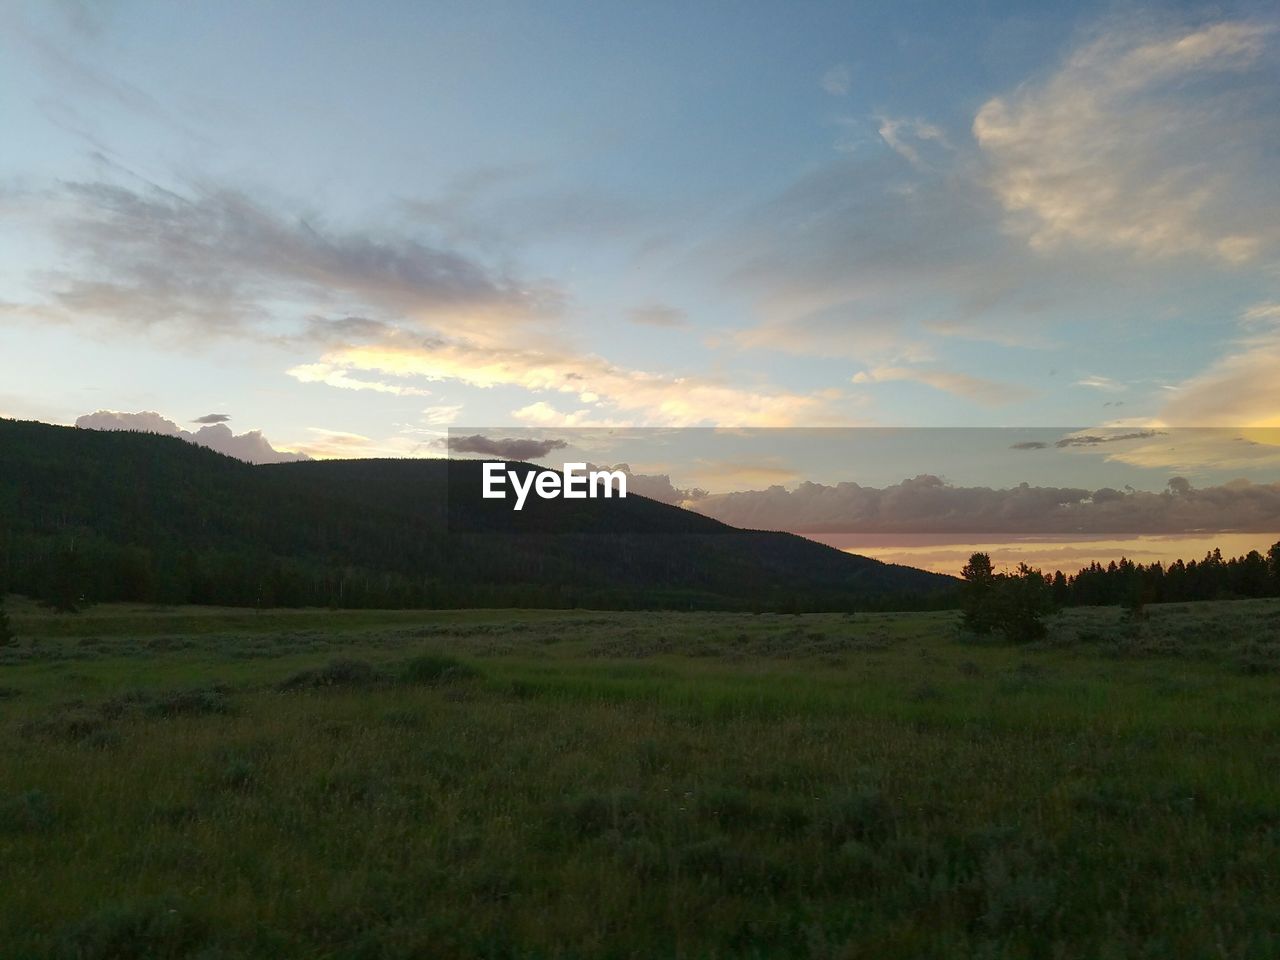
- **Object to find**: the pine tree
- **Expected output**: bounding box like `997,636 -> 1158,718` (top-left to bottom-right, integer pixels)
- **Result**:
960,552 -> 997,635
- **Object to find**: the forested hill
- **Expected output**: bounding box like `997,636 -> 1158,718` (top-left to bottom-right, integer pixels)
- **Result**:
0,418 -> 956,611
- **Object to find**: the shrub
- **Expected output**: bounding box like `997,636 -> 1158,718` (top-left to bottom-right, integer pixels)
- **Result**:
144,686 -> 234,718
399,653 -> 479,685
276,658 -> 381,691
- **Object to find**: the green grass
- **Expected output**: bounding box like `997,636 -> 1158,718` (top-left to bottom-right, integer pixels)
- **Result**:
2,597 -> 1279,958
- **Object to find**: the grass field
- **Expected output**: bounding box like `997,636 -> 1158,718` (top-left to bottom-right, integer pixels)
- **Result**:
2,597 -> 1279,958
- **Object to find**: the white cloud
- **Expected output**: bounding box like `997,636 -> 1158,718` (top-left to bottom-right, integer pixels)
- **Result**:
1149,300 -> 1280,429
974,20 -> 1279,263
1242,301 -> 1280,326
287,362 -> 434,396
74,410 -> 308,463
875,115 -> 949,168
1157,339 -> 1280,428
1075,375 -> 1126,392
306,333 -> 842,427
420,403 -> 463,426
851,365 -> 1030,406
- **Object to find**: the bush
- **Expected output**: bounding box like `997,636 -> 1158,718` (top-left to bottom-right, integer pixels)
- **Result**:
399,653 -> 479,685
143,686 -> 234,718
961,558 -> 1055,644
276,658 -> 381,691
991,565 -> 1055,643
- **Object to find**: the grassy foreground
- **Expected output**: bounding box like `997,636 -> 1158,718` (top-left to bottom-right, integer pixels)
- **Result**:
2,597 -> 1279,958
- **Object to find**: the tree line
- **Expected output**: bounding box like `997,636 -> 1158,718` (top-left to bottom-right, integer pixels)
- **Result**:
960,542 -> 1280,643
1047,544 -> 1280,608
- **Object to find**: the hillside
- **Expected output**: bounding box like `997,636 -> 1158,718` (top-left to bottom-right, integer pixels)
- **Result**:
0,418 -> 955,611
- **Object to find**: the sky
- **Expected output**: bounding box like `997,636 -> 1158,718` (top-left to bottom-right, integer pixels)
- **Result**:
2,0 -> 1279,571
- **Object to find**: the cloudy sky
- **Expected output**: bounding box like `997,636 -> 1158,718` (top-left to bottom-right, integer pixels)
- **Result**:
2,1 -> 1279,569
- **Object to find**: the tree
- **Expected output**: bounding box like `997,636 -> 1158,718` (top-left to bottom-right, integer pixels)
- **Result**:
992,563 -> 1055,643
1050,570 -> 1070,606
960,552 -> 997,634
1269,541 -> 1280,595
0,595 -> 14,647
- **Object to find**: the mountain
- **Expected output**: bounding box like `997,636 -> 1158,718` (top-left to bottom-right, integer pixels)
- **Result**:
0,418 -> 956,611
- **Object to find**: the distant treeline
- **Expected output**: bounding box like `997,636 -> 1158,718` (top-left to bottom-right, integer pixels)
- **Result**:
1048,545 -> 1280,607
0,531 -> 956,614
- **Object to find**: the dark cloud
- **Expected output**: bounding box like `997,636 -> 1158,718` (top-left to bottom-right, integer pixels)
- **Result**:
1010,430 -> 1163,451
448,434 -> 568,461
688,473 -> 1280,535
193,413 -> 230,424
38,181 -> 561,339
75,410 -> 308,464
1054,430 -> 1163,448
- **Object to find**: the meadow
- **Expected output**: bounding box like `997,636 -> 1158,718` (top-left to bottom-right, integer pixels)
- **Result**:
2,597 -> 1279,959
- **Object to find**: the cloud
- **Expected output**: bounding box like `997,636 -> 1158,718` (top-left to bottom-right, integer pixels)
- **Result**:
1154,303 -> 1280,428
875,115 -> 949,168
1159,342 -> 1280,428
420,404 -> 463,426
717,15 -> 1280,381
19,178 -> 832,429
32,181 -> 560,341
308,332 -> 840,427
447,434 -> 568,461
584,463 -> 707,504
1075,375 -> 1125,392
287,362 -> 434,397
1242,301 -> 1280,326
626,304 -> 688,328
192,413 -> 231,424
852,365 -> 1030,405
1054,429 -> 1163,448
684,473 -> 1280,535
715,136 -> 1078,364
1010,430 -> 1162,451
679,459 -> 800,492
75,410 -> 309,464
511,401 -> 625,428
286,428 -> 389,459
821,64 -> 852,96
974,20 -> 1279,263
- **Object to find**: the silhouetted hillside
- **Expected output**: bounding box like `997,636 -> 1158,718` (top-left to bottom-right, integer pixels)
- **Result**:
0,418 -> 956,611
